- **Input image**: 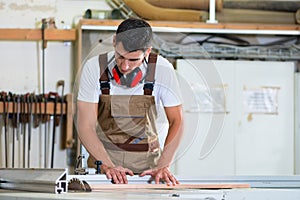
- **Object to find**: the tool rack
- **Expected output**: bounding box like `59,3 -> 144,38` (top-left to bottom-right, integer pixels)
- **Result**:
0,26 -> 76,149
0,93 -> 74,149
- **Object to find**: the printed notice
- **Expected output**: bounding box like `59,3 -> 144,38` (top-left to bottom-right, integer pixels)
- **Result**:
243,87 -> 279,114
188,83 -> 227,113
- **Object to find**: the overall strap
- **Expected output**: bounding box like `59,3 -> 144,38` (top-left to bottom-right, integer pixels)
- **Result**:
144,53 -> 158,95
99,53 -> 110,95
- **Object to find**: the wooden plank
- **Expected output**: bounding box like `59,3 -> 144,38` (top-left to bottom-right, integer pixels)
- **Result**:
0,28 -> 76,41
0,29 -> 40,40
91,183 -> 250,190
44,29 -> 77,41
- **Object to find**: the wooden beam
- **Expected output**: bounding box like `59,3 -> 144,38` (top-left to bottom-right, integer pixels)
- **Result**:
0,28 -> 76,41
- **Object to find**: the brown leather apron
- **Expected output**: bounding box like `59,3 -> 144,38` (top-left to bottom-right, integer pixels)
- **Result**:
88,53 -> 161,173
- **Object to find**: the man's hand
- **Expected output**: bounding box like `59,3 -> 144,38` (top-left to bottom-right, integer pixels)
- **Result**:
102,165 -> 134,184
139,167 -> 179,186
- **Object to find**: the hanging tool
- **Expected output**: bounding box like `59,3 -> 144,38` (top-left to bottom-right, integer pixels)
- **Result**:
55,80 -> 65,131
20,93 -> 29,168
33,94 -> 40,128
15,94 -> 21,168
11,94 -> 16,168
41,18 -> 47,95
1,92 -> 6,167
26,93 -> 33,168
37,94 -> 44,167
57,80 -> 65,144
6,93 -> 12,167
57,80 -> 65,122
41,93 -> 49,168
41,19 -> 48,167
19,94 -> 26,168
1,91 -> 8,168
11,94 -> 17,168
49,92 -> 59,168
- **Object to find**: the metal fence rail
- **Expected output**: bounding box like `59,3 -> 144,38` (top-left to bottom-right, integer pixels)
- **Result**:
0,168 -> 68,194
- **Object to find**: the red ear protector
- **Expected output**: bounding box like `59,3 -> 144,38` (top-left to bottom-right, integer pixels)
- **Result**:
112,65 -> 143,87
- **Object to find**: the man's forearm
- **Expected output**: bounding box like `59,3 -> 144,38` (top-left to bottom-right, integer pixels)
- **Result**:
77,101 -> 115,168
157,123 -> 183,168
78,128 -> 115,168
157,105 -> 184,169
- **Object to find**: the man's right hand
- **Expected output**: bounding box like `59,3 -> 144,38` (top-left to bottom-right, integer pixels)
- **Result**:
102,164 -> 134,184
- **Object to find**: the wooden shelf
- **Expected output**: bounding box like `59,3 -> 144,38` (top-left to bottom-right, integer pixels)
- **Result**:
75,19 -> 300,74
0,101 -> 66,115
0,28 -> 76,41
79,19 -> 300,35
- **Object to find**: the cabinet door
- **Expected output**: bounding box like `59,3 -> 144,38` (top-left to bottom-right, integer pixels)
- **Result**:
235,61 -> 295,175
175,59 -> 295,176
175,59 -> 235,176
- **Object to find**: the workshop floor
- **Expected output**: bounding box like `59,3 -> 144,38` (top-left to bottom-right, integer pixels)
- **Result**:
1,188 -> 300,200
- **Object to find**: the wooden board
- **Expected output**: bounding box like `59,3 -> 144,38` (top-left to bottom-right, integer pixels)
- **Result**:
0,28 -> 76,41
91,183 -> 250,190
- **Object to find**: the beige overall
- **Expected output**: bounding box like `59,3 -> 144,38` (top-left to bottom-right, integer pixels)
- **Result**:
88,53 -> 161,174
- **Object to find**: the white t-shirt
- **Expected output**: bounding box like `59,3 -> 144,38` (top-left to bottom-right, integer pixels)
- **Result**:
77,51 -> 183,108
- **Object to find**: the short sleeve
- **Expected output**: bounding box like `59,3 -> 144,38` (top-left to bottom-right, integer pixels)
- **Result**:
77,56 -> 100,103
154,56 -> 183,107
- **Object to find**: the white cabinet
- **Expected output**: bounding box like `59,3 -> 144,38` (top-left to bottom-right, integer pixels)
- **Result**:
175,59 -> 295,176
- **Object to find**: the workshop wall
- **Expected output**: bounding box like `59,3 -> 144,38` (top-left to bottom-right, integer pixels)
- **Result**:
0,0 -> 111,169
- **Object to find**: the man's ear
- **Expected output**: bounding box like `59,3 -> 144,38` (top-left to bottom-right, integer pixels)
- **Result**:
113,34 -> 116,47
145,46 -> 152,56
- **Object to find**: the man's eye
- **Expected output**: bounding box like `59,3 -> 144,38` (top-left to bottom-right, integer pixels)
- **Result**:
128,59 -> 140,62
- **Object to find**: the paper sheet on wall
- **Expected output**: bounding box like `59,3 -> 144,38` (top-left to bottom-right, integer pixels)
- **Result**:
188,83 -> 227,113
243,87 -> 279,114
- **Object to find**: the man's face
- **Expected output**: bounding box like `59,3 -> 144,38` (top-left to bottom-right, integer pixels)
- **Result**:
114,42 -> 146,75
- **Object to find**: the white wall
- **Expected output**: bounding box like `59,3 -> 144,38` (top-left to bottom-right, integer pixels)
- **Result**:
0,0 -> 111,169
0,0 -> 111,93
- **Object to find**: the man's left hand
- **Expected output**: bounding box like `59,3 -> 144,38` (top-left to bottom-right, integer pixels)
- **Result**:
139,167 -> 179,186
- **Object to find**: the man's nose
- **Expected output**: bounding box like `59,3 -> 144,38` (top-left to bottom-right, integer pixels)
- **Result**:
120,60 -> 130,71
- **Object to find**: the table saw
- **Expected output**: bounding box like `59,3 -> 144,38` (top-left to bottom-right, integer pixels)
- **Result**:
1,168 -> 300,200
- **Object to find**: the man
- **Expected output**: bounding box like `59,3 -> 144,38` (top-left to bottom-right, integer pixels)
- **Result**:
77,18 -> 183,185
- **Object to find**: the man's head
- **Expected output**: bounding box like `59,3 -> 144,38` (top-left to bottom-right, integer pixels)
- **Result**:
113,18 -> 153,75
115,18 -> 153,52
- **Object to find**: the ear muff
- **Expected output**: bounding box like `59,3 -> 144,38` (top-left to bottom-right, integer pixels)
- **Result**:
112,65 -> 123,85
112,65 -> 143,87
